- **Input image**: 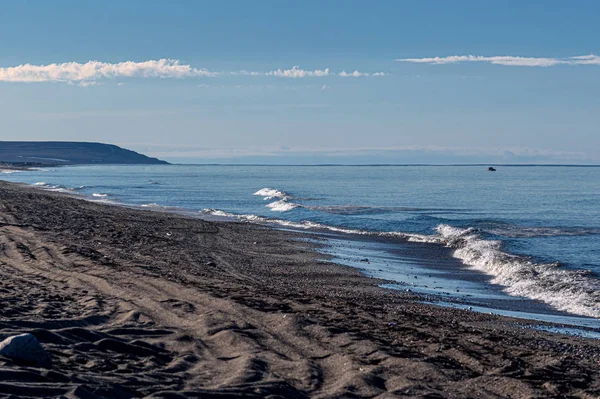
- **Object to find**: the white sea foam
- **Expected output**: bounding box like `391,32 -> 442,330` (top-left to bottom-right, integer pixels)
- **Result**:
203,208 -> 384,235
254,188 -> 289,200
140,203 -> 182,211
31,182 -> 75,194
435,224 -> 600,318
92,193 -> 108,198
253,187 -> 300,212
202,208 -> 232,217
202,208 -> 434,238
202,209 -> 266,222
47,187 -> 74,193
265,199 -> 300,212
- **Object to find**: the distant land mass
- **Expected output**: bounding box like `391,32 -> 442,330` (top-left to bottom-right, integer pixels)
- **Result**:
0,141 -> 168,165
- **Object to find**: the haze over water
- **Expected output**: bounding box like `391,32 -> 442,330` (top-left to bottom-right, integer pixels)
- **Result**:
5,164 -> 600,324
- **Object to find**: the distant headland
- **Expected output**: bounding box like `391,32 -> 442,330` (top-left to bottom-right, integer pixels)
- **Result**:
0,141 -> 168,166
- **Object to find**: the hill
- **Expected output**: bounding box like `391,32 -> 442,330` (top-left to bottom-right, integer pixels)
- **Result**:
0,141 -> 168,165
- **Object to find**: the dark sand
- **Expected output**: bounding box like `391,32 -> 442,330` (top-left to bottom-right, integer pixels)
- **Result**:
0,180 -> 599,398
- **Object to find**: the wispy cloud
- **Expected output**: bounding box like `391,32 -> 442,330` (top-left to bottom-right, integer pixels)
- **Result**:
397,54 -> 600,67
76,81 -> 100,87
230,70 -> 261,76
339,70 -> 386,77
0,60 -> 389,84
265,67 -> 387,78
266,66 -> 330,78
0,59 -> 217,83
570,55 -> 600,65
67,80 -> 101,87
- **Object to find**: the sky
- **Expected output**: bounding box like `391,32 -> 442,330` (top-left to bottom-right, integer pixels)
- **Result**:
1,0 -> 599,164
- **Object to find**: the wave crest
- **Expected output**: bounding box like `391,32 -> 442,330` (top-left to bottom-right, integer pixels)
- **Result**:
254,188 -> 289,200
31,182 -> 79,194
265,199 -> 299,212
435,224 -> 600,318
253,187 -> 300,212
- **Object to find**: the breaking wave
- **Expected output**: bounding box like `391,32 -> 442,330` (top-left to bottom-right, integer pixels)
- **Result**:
265,200 -> 300,212
254,188 -> 290,200
140,203 -> 182,211
434,225 -> 600,318
254,187 -> 301,212
32,182 -> 78,194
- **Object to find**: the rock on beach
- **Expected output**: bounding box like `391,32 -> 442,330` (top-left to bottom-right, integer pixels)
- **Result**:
0,333 -> 52,368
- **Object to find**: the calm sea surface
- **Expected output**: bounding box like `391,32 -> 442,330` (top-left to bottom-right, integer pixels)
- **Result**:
3,165 -> 600,324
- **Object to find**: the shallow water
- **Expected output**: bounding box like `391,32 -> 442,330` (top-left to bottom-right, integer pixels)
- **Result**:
3,164 -> 600,323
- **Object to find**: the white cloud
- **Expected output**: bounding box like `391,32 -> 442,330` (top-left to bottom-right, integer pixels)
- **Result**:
0,60 -> 391,83
231,70 -> 261,76
0,59 -> 217,83
396,54 -> 600,67
339,70 -> 387,77
77,81 -> 99,87
569,54 -> 600,65
339,70 -> 367,77
266,66 -> 330,78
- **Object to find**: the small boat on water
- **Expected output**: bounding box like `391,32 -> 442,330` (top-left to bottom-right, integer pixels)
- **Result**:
488,167 -> 496,171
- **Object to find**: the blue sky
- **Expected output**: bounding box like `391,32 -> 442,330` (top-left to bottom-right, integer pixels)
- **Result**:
1,0 -> 599,164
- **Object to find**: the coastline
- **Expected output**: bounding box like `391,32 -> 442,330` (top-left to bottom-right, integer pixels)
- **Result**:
0,165 -> 35,174
0,180 -> 599,398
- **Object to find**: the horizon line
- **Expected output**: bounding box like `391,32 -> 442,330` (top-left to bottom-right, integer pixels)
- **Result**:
165,163 -> 600,167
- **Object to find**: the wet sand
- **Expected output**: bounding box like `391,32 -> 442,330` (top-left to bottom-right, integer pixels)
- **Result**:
0,180 -> 599,398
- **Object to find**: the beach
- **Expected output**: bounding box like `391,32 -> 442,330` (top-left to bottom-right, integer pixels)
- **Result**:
0,180 -> 599,398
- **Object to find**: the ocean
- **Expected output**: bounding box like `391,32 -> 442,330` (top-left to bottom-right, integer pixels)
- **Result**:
3,164 -> 600,328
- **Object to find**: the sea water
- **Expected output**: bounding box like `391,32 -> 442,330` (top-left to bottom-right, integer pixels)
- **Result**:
4,165 -> 600,326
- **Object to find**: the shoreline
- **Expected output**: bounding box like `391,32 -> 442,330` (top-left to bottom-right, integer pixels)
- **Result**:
22,176 -> 600,326
5,164 -> 600,321
1,180 -> 600,397
312,232 -> 600,327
